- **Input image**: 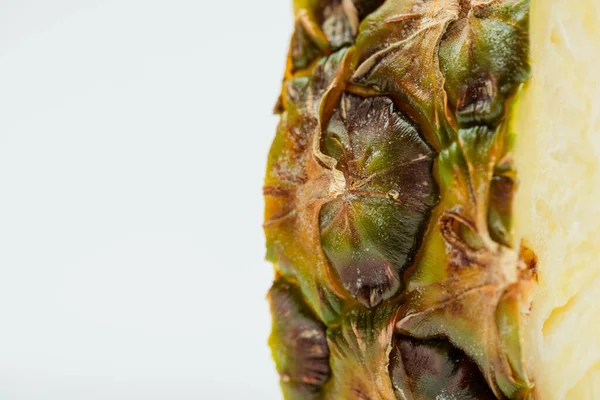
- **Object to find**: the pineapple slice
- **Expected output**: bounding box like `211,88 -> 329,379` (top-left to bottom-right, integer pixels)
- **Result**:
264,0 -> 600,398
513,0 -> 600,398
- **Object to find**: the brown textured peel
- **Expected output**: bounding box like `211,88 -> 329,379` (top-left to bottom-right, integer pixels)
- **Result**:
264,1 -> 534,398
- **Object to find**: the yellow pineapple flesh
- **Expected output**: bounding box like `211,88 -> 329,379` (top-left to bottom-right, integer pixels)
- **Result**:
513,0 -> 600,398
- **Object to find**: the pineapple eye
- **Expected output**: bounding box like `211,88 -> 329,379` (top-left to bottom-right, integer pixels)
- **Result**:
290,0 -> 363,73
389,336 -> 496,399
268,280 -> 331,396
439,6 -> 531,126
319,93 -> 438,308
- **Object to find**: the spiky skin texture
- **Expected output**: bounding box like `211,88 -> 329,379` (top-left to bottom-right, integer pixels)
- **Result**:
264,1 -> 535,399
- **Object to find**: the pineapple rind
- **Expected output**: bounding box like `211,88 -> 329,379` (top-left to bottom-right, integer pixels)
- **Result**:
265,0 -> 540,398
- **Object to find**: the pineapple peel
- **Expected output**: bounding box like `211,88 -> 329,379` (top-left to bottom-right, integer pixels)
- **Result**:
264,0 -> 535,398
320,93 -> 438,308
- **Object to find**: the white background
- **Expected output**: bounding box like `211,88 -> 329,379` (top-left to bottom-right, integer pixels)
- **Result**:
0,1 -> 290,398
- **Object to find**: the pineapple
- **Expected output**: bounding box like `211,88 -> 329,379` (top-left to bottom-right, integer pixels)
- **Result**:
263,0 -> 600,398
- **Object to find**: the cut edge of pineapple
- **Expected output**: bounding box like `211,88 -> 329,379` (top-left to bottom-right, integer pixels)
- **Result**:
512,0 -> 600,398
